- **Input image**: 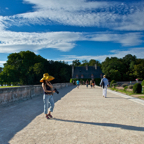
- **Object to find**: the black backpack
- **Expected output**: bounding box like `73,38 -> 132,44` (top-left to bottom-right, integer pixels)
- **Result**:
101,79 -> 104,88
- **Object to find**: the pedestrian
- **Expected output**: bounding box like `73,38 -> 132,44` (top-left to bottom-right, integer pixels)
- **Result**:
83,81 -> 85,85
40,73 -> 55,119
76,79 -> 80,88
100,75 -> 109,98
90,79 -> 92,88
73,80 -> 75,85
86,79 -> 89,88
92,79 -> 95,88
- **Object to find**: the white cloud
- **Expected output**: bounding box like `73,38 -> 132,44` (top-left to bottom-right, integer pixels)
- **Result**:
60,47 -> 144,63
2,0 -> 142,30
0,31 -> 143,53
0,61 -> 6,67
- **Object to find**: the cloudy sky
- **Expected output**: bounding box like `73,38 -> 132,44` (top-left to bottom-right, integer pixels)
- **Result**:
0,0 -> 144,67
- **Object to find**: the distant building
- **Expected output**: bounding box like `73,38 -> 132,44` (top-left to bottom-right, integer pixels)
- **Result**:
72,64 -> 103,79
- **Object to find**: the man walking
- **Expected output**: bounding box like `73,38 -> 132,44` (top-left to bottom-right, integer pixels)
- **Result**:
100,75 -> 109,98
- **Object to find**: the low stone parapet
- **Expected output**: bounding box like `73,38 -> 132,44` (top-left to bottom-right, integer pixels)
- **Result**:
0,83 -> 73,105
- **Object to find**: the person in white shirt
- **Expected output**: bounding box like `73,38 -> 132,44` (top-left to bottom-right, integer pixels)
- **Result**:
100,75 -> 109,98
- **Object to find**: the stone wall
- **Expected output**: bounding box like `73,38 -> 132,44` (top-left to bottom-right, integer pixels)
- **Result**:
0,83 -> 73,105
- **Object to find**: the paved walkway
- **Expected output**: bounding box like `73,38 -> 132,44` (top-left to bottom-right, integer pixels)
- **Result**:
0,85 -> 144,144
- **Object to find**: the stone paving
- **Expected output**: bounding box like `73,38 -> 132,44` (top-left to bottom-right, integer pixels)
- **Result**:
0,85 -> 144,144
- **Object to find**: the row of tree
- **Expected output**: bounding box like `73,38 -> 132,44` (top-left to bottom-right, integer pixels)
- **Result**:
72,59 -> 101,67
101,54 -> 144,81
0,51 -> 71,85
0,51 -> 144,85
71,54 -> 144,81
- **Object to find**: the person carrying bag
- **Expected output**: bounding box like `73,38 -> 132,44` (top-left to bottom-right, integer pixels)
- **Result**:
40,73 -> 55,119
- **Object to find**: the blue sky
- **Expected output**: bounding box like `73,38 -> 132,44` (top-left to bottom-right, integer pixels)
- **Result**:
0,0 -> 144,67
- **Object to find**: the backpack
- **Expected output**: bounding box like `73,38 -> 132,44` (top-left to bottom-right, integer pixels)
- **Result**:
101,79 -> 104,88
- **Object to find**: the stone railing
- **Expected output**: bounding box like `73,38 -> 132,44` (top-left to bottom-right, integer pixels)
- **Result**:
0,83 -> 73,105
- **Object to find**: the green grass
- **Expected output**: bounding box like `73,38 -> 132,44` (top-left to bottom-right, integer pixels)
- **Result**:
109,88 -> 133,95
138,96 -> 144,99
109,87 -> 144,96
0,86 -> 20,88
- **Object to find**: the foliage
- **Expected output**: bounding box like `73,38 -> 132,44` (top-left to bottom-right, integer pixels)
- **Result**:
110,80 -> 116,87
70,79 -> 73,83
0,51 -> 72,85
128,85 -> 133,89
0,67 -> 3,73
124,86 -> 128,91
72,59 -> 102,68
122,83 -> 128,88
141,80 -> 144,86
112,83 -> 117,88
101,54 -> 144,81
133,83 -> 142,93
72,59 -> 81,66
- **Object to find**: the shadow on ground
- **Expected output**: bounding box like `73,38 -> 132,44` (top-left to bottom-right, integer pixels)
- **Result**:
0,85 -> 76,144
54,118 -> 144,132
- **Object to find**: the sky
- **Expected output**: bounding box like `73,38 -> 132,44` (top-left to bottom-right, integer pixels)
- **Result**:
0,0 -> 144,67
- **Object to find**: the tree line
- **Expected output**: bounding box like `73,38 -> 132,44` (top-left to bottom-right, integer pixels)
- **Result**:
72,54 -> 144,81
0,51 -> 71,85
0,51 -> 144,86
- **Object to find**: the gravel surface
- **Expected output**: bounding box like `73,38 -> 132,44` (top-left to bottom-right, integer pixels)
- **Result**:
0,85 -> 144,144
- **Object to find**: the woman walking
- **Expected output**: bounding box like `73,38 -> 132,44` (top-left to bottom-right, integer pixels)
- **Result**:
40,73 -> 55,119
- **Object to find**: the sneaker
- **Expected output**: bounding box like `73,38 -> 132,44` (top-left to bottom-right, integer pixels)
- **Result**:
46,115 -> 50,119
48,114 -> 53,118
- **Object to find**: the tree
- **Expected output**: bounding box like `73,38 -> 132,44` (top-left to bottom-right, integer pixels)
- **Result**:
79,60 -> 89,66
101,57 -> 124,80
89,59 -> 96,66
72,59 -> 81,66
0,67 -> 3,73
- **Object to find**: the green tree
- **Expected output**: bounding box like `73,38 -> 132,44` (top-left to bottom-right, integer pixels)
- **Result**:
133,63 -> 144,79
0,67 -> 3,73
101,57 -> 124,81
89,59 -> 101,67
72,59 -> 81,66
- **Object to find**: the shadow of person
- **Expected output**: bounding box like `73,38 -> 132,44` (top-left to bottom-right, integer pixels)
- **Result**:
53,118 -> 144,132
0,85 -> 76,144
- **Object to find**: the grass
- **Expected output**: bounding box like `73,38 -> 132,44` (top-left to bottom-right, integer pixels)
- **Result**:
138,96 -> 144,99
0,86 -> 20,88
109,87 -> 144,100
110,87 -> 134,95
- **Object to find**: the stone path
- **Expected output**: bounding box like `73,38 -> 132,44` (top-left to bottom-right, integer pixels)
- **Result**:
0,85 -> 144,144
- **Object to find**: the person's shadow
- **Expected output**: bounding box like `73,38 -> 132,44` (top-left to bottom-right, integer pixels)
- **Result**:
0,85 -> 76,144
53,118 -> 144,132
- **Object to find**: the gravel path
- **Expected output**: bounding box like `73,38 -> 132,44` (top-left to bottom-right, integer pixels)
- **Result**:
0,85 -> 144,144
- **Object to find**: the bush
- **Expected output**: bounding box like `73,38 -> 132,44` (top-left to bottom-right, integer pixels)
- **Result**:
110,80 -> 116,87
112,83 -> 117,88
124,86 -> 128,91
122,83 -> 128,88
133,83 -> 142,93
112,83 -> 117,86
128,85 -> 133,89
70,79 -> 73,83
141,80 -> 144,86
